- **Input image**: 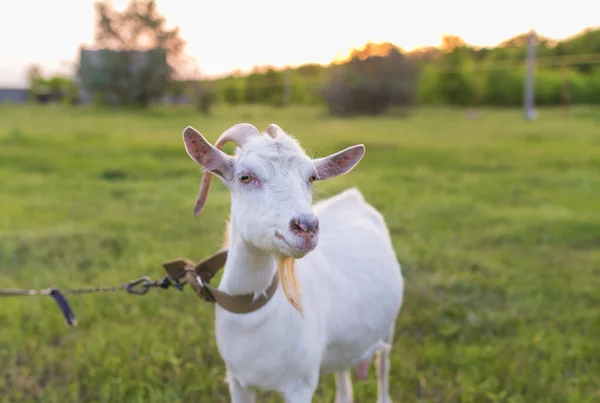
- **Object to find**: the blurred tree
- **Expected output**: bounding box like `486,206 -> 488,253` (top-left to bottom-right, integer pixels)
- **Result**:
198,27 -> 600,109
438,36 -> 476,106
78,0 -> 186,107
560,28 -> 600,73
166,80 -> 185,105
26,64 -> 46,102
244,70 -> 267,104
348,42 -> 399,60
27,65 -> 43,87
322,45 -> 419,116
94,0 -> 185,73
264,68 -> 285,107
440,35 -> 466,53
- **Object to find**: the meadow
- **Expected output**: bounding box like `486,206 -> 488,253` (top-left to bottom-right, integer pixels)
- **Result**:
0,104 -> 599,403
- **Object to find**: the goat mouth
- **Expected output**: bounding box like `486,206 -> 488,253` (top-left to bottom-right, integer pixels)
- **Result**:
275,231 -> 312,255
275,231 -> 297,249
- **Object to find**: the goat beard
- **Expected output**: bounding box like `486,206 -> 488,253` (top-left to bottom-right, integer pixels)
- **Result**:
277,256 -> 303,314
221,223 -> 303,313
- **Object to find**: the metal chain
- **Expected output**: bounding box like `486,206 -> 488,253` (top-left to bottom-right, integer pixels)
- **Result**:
0,274 -> 187,297
0,273 -> 190,326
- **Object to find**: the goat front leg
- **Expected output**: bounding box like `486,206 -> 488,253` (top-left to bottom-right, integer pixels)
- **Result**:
281,379 -> 317,403
227,376 -> 257,403
334,371 -> 354,403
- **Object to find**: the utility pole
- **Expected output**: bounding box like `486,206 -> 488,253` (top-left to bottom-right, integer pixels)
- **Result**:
523,30 -> 538,120
284,68 -> 291,107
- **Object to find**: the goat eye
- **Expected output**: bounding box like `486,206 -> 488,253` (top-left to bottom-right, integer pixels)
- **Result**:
309,174 -> 317,183
240,174 -> 251,184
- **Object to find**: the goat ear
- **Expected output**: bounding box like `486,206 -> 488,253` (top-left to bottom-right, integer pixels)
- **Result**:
312,144 -> 365,181
183,126 -> 233,180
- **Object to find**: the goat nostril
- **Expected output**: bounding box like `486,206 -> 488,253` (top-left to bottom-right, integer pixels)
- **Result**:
290,216 -> 319,234
290,218 -> 306,233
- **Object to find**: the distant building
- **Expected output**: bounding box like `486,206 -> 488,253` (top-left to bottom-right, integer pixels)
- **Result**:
0,88 -> 29,104
76,48 -> 103,104
76,47 -> 174,106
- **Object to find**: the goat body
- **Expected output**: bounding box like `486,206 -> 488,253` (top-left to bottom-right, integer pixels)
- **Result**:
182,123 -> 404,403
215,188 -> 403,401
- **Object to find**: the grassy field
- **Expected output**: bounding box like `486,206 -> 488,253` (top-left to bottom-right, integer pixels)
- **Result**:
0,104 -> 599,403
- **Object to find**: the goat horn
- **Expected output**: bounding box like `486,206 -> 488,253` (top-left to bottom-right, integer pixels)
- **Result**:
215,123 -> 262,149
265,123 -> 282,139
194,123 -> 261,216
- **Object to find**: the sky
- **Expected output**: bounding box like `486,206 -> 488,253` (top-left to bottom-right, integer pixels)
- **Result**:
1,0 -> 598,87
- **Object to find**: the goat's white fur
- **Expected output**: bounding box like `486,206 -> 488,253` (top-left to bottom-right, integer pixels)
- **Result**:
183,124 -> 404,403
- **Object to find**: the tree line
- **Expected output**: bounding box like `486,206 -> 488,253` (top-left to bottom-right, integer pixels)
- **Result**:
26,0 -> 600,116
209,31 -> 600,115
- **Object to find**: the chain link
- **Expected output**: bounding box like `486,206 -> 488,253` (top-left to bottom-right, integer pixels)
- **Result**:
0,274 -> 188,297
0,273 -> 190,327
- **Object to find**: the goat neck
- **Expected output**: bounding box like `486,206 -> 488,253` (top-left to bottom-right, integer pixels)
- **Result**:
218,221 -> 277,296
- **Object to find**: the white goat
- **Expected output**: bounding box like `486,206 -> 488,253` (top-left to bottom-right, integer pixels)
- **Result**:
182,122 -> 404,403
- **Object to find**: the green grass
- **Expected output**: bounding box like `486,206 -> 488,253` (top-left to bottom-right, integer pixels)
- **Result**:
1,104 -> 599,403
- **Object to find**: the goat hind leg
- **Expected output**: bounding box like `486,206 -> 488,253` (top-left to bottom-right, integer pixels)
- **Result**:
334,371 -> 354,403
375,322 -> 396,403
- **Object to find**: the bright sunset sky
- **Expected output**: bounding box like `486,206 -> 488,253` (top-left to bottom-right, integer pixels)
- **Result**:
1,0 -> 598,87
